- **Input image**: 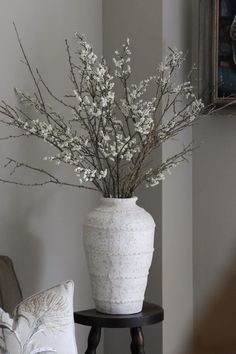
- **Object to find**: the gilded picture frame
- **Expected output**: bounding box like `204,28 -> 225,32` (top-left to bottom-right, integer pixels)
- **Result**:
212,0 -> 236,104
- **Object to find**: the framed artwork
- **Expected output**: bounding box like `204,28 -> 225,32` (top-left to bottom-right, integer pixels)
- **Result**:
213,0 -> 236,103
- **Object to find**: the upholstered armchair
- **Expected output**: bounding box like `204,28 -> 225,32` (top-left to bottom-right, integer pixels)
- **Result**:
0,256 -> 22,314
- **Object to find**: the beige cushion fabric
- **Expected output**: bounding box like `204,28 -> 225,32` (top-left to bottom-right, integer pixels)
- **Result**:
0,256 -> 22,315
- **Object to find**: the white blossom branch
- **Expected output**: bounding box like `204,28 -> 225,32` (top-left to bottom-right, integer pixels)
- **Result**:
0,31 -> 205,197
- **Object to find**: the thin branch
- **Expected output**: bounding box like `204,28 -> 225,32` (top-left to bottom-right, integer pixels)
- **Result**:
0,133 -> 30,141
36,69 -> 75,110
13,23 -> 51,124
2,158 -> 97,191
65,39 -> 80,92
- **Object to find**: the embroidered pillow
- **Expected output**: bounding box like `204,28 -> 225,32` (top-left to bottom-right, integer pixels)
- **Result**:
0,280 -> 78,354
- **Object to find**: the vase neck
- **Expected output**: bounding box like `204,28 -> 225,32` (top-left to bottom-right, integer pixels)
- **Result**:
101,197 -> 138,208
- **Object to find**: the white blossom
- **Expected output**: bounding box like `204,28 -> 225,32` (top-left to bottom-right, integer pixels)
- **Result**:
98,169 -> 108,179
145,163 -> 179,187
74,90 -> 82,103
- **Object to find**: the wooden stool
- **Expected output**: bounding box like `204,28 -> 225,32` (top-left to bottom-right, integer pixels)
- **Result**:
74,302 -> 164,354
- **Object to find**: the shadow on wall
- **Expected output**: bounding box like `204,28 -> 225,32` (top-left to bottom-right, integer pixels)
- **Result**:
184,245 -> 236,354
0,189 -> 47,297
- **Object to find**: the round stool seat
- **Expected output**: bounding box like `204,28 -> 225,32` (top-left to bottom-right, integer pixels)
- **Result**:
74,302 -> 163,328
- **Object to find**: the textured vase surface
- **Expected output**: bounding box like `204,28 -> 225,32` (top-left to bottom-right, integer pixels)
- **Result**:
83,197 -> 155,315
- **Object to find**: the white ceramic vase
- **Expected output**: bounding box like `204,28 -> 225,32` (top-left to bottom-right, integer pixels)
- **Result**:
83,197 -> 155,315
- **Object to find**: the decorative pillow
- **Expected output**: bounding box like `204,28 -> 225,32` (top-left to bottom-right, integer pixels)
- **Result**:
0,280 -> 78,354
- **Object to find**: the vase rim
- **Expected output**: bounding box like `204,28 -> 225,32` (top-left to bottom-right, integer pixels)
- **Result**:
102,196 -> 138,200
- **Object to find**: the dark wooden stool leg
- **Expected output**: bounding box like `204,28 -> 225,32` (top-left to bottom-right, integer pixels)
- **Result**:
130,341 -> 137,354
85,326 -> 101,354
130,327 -> 145,354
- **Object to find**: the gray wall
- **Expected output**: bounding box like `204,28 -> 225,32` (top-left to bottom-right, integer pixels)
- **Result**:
162,1 -> 194,353
103,1 -> 163,353
0,1 -> 103,353
193,114 -> 236,312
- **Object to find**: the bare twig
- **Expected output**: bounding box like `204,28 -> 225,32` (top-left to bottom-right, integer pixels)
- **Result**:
2,157 -> 97,191
13,23 -> 51,124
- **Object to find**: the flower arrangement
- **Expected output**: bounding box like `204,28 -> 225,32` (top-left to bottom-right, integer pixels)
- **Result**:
0,26 -> 204,198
